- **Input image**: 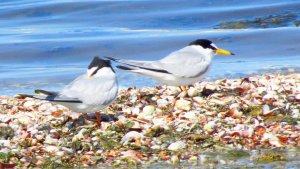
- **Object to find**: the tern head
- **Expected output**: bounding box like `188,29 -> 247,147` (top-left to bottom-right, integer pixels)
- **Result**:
189,39 -> 234,56
87,56 -> 114,78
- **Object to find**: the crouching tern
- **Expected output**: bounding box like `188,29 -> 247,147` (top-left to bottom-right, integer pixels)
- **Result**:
16,56 -> 118,127
106,39 -> 234,86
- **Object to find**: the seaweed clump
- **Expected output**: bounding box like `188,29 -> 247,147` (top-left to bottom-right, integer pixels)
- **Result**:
255,152 -> 287,163
216,13 -> 298,29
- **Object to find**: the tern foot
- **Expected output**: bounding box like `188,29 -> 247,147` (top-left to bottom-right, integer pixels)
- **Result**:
95,112 -> 102,128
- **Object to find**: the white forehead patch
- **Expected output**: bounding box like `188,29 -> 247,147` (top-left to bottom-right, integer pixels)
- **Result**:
87,66 -> 98,77
211,43 -> 218,49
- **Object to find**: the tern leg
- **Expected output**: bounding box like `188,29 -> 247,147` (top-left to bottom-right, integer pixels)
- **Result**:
95,112 -> 102,128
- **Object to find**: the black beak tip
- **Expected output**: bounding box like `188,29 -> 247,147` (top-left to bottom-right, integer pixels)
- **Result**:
231,52 -> 235,55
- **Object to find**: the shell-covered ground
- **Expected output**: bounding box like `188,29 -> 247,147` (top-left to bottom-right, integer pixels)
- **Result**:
0,73 -> 299,168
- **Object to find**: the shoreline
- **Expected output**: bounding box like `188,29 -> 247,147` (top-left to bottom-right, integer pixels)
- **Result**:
0,73 -> 299,167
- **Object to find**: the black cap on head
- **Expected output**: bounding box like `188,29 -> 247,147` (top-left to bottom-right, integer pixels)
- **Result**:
87,56 -> 114,77
188,39 -> 217,50
88,56 -> 112,69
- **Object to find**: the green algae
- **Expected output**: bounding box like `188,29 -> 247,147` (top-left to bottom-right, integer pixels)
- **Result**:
243,105 -> 262,116
255,152 -> 287,163
0,152 -> 11,163
225,150 -> 250,160
42,157 -> 73,169
216,12 -> 299,29
0,126 -> 15,139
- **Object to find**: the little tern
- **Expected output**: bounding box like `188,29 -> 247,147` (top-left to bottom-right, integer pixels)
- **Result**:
17,56 -> 118,127
106,39 -> 234,86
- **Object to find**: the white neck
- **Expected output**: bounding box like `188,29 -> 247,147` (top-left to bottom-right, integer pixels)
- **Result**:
87,67 -> 115,78
192,45 -> 215,61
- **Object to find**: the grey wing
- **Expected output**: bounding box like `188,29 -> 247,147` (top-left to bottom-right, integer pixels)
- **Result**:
157,46 -> 210,78
106,46 -> 210,78
20,89 -> 82,103
60,75 -> 117,105
105,56 -> 166,72
33,94 -> 82,103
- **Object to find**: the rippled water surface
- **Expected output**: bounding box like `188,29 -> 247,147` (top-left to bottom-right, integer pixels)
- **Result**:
0,0 -> 300,95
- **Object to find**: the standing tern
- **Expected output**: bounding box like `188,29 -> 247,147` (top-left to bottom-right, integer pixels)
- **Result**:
16,56 -> 118,127
106,39 -> 234,86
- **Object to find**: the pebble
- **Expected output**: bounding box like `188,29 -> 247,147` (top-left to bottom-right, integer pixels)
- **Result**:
168,141 -> 186,151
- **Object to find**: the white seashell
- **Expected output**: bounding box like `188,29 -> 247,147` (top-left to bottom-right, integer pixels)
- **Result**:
131,107 -> 140,115
205,83 -> 217,90
193,97 -> 205,104
233,109 -> 243,118
17,115 -> 31,125
121,131 -> 143,145
150,145 -> 161,150
209,99 -> 226,106
137,105 -> 156,120
229,103 -> 240,109
62,147 -> 74,154
168,141 -> 186,151
203,121 -> 216,133
170,155 -> 180,164
188,87 -> 199,97
183,111 -> 197,119
44,135 -> 58,145
256,87 -> 267,94
262,133 -> 282,147
0,140 -> 10,147
262,105 -> 271,115
296,94 -> 300,100
56,151 -> 65,156
291,109 -> 300,118
142,105 -> 155,114
157,99 -> 169,108
44,145 -> 59,153
23,100 -> 35,108
175,99 -> 191,111
122,107 -> 132,115
177,91 -> 187,98
152,118 -> 166,127
72,128 -> 87,142
166,86 -> 180,95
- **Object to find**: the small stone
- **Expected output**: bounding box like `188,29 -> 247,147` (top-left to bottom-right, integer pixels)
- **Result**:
193,97 -> 205,104
296,94 -> 300,100
157,99 -> 169,108
175,99 -> 191,111
121,131 -> 143,145
17,115 -> 31,125
203,121 -> 216,133
188,156 -> 198,165
188,87 -> 199,97
44,135 -> 58,145
23,100 -> 35,108
138,105 -> 156,119
291,109 -> 300,118
56,151 -> 65,156
44,145 -> 59,153
170,155 -> 180,164
168,141 -> 186,151
183,111 -> 197,119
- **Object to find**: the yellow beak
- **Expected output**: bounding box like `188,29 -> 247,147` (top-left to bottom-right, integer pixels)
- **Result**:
215,48 -> 234,55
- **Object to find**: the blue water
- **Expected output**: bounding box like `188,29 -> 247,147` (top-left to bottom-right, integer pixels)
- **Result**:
1,0 -> 300,96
